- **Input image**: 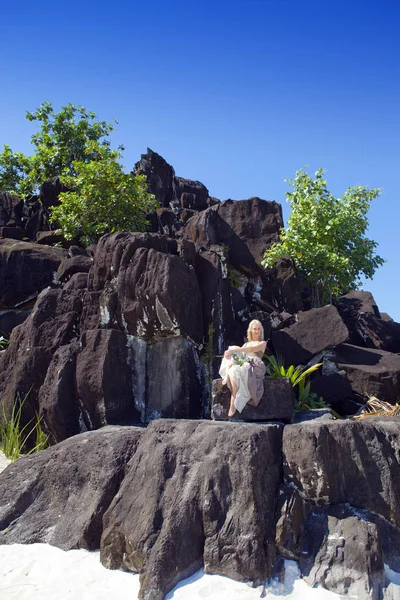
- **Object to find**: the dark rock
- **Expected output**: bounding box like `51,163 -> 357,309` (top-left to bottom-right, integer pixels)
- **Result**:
211,377 -> 295,423
0,285 -> 84,431
0,191 -> 23,227
175,177 -> 209,212
116,246 -> 203,343
85,233 -> 203,343
338,291 -> 400,352
25,204 -> 52,241
76,330 -> 141,429
335,344 -> 400,403
194,247 -> 233,362
270,311 -> 296,331
39,177 -> 67,208
155,207 -> 197,237
272,305 -> 349,366
381,312 -> 393,322
0,309 -> 31,335
100,419 -> 283,600
276,493 -> 386,599
0,426 -> 143,549
56,255 -> 93,283
0,226 -> 25,240
39,342 -> 81,443
145,337 -> 206,421
181,197 -> 283,269
291,408 -> 333,423
283,418 -> 400,528
0,239 -> 66,308
63,272 -> 89,292
263,258 -> 304,315
309,372 -> 354,409
133,148 -> 175,208
35,230 -> 69,247
301,508 -> 385,599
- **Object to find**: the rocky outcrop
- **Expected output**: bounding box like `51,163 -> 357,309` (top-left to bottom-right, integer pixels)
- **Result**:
338,291 -> 400,353
1,418 -> 400,599
277,417 -> 400,598
181,197 -> 283,269
0,285 -> 84,429
0,192 -> 23,227
211,377 -> 295,423
0,426 -> 143,549
100,420 -> 283,600
0,239 -> 66,308
272,304 -> 349,366
334,344 -> 400,404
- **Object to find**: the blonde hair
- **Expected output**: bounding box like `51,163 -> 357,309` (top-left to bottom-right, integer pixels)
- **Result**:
247,319 -> 264,342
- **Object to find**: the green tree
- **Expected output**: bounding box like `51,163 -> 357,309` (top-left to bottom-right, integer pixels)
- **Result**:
0,102 -> 118,196
0,103 -> 158,243
50,144 -> 158,245
262,168 -> 385,306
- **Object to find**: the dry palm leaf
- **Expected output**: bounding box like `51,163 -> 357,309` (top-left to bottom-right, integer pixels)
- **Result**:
354,396 -> 400,419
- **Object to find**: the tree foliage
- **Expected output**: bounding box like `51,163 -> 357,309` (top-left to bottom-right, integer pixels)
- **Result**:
262,168 -> 385,306
0,102 -> 158,243
50,144 -> 158,245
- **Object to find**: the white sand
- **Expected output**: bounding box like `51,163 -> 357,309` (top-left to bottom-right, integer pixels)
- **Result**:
0,543 -> 342,600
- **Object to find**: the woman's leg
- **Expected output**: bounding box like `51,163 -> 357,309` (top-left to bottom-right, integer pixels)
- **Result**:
227,371 -> 238,417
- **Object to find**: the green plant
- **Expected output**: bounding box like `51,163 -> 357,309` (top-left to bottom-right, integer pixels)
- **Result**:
0,394 -> 48,461
0,102 -> 118,196
262,168 -> 385,306
265,354 -> 328,412
0,103 -> 159,245
0,334 -> 9,350
50,143 -> 158,245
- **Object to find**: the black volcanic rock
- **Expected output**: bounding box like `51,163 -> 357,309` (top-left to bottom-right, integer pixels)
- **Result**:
272,304 -> 349,366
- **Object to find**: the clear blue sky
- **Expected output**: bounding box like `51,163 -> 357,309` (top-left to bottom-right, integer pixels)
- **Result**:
1,0 -> 399,320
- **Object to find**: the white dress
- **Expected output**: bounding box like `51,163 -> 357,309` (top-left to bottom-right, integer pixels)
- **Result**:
219,344 -> 267,413
219,355 -> 251,413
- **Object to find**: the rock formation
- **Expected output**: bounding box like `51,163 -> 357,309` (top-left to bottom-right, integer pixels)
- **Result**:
1,149 -> 400,599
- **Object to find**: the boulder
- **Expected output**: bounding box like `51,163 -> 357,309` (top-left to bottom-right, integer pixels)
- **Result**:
0,226 -> 25,240
174,177 -> 209,211
211,377 -> 295,423
0,309 -> 31,335
100,419 -> 283,600
338,291 -> 400,352
276,494 -> 387,599
272,305 -> 349,366
0,285 -> 84,431
0,191 -> 23,227
301,509 -> 385,599
133,148 -> 175,208
39,342 -> 82,443
181,197 -> 283,269
145,337 -> 206,421
0,426 -> 143,549
56,255 -> 93,283
0,239 -> 66,307
39,177 -> 67,208
35,230 -> 70,247
282,417 -> 400,528
76,330 -> 141,429
334,344 -> 400,403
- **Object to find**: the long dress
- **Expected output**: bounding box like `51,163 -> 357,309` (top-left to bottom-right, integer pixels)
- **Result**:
219,343 -> 266,413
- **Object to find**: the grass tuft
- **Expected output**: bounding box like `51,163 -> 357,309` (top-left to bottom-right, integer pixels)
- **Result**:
0,393 -> 48,461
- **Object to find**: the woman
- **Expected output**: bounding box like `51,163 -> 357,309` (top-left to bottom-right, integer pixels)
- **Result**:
219,319 -> 267,417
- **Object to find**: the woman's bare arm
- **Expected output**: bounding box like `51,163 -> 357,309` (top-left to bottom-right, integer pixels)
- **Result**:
229,341 -> 267,354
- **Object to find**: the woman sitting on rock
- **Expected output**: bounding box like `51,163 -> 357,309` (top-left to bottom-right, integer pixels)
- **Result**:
219,319 -> 267,417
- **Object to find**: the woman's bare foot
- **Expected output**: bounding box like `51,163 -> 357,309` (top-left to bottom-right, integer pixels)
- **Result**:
228,397 -> 236,417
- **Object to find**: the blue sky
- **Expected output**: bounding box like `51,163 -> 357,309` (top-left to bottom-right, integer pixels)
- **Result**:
1,0 -> 399,320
